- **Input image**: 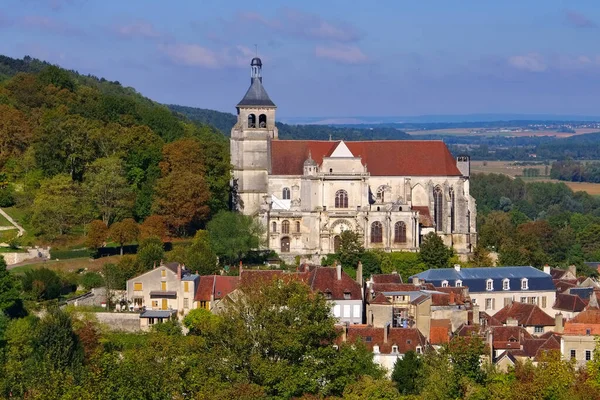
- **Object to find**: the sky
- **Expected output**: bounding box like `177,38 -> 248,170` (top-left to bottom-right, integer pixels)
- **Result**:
2,0 -> 600,119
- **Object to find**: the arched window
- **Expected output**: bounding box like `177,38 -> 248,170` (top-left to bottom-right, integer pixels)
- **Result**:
281,237 -> 290,253
282,187 -> 291,200
450,188 -> 456,232
282,220 -> 290,234
394,221 -> 407,243
335,190 -> 348,208
334,235 -> 341,252
433,186 -> 443,232
295,221 -> 301,233
259,114 -> 267,128
271,221 -> 277,233
248,113 -> 256,128
371,221 -> 383,243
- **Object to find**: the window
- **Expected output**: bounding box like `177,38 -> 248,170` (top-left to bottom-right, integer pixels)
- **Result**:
450,188 -> 456,232
248,113 -> 256,128
441,280 -> 449,288
272,221 -> 277,233
282,220 -> 290,234
325,290 -> 333,300
343,305 -> 351,318
392,345 -> 398,353
152,300 -> 158,308
371,221 -> 383,243
534,326 -> 544,334
282,187 -> 291,200
161,281 -> 167,291
148,317 -> 155,325
376,186 -> 385,203
486,279 -> 494,291
259,114 -> 267,128
183,298 -> 189,309
571,350 -> 576,359
296,221 -> 301,233
365,336 -> 372,342
416,346 -> 422,354
455,280 -> 462,287
587,328 -> 592,336
529,297 -> 537,305
504,297 -> 512,307
433,186 -> 443,232
199,301 -> 208,309
521,278 -> 529,290
503,279 -> 510,291
333,305 -> 341,317
394,221 -> 407,243
184,282 -> 189,292
587,350 -> 592,361
353,304 -> 361,318
161,269 -> 166,277
520,297 -> 527,303
134,282 -> 143,291
485,298 -> 494,310
542,296 -> 547,308
335,190 -> 348,208
344,291 -> 351,300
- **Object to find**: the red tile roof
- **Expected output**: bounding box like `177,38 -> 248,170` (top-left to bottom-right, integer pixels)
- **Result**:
240,270 -> 285,287
430,319 -> 451,344
270,140 -> 462,176
307,267 -> 362,301
194,275 -> 240,302
554,279 -> 577,293
553,293 -> 587,313
491,326 -> 533,350
370,293 -> 392,305
372,283 -> 434,293
493,302 -> 555,326
371,273 -> 402,284
341,325 -> 427,354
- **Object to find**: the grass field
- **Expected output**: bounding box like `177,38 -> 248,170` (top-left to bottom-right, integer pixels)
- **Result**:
9,255 -> 122,274
471,161 -> 600,196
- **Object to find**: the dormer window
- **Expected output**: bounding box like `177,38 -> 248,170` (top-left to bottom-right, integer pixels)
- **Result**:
486,279 -> 494,291
344,291 -> 351,300
455,280 -> 462,287
392,345 -> 398,353
416,346 -> 422,354
373,344 -> 380,353
503,278 -> 510,291
521,278 -> 529,290
441,280 -> 449,288
324,290 -> 333,300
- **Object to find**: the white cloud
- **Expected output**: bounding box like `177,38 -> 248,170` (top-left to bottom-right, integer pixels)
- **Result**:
115,21 -> 161,39
315,44 -> 368,64
159,43 -> 254,69
508,53 -> 547,72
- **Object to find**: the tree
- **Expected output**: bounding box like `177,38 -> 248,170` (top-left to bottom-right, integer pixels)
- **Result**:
0,105 -> 32,167
36,308 -> 83,371
21,268 -> 62,300
337,230 -> 364,268
140,214 -> 168,241
109,218 -> 140,256
182,308 -> 221,336
419,232 -> 453,269
343,376 -> 400,400
30,174 -> 89,239
470,246 -> 493,267
80,272 -> 104,290
168,230 -> 218,275
136,237 -> 164,271
0,256 -> 22,317
85,220 -> 108,252
207,211 -> 263,264
391,350 -> 422,395
84,157 -> 134,225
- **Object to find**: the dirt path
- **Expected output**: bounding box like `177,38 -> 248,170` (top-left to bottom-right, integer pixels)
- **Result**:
0,208 -> 24,237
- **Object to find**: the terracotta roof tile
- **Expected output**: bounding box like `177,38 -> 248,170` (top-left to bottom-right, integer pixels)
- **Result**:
371,273 -> 402,284
493,302 -> 555,326
554,279 -> 578,293
430,319 -> 451,344
194,275 -> 239,302
270,140 -> 462,176
553,293 -> 587,313
372,283 -> 434,293
491,326 -> 533,349
308,267 -> 362,300
341,326 -> 427,354
370,293 -> 391,305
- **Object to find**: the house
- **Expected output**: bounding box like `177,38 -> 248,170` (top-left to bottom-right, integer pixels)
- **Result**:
194,275 -> 239,311
126,262 -> 199,330
410,265 -> 556,316
338,324 -> 427,374
553,293 -> 587,319
494,332 -> 561,372
492,302 -> 557,335
561,304 -> 600,367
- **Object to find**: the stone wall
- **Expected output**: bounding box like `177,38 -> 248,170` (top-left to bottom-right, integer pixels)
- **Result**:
94,312 -> 140,332
3,247 -> 51,265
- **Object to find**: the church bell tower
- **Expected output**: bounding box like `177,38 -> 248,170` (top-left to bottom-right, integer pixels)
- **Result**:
230,57 -> 278,215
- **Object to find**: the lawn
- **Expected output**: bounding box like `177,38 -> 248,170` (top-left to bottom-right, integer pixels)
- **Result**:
9,255 -> 123,274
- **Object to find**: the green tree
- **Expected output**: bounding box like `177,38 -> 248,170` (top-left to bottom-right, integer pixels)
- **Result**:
21,268 -> 63,300
182,308 -> 221,336
343,376 -> 401,400
0,256 -> 22,317
136,236 -> 164,271
168,230 -> 218,275
80,272 -> 104,290
207,211 -> 263,264
84,157 -> 134,225
30,174 -> 89,238
391,350 -> 422,395
336,230 -> 364,268
470,246 -> 494,267
38,65 -> 76,91
109,218 -> 140,256
419,232 -> 453,269
36,308 -> 83,371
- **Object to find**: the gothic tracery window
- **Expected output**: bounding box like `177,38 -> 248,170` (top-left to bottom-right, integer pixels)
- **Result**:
434,186 -> 443,232
394,221 -> 407,243
282,187 -> 291,200
272,221 -> 277,233
450,188 -> 456,232
335,190 -> 348,208
371,221 -> 383,243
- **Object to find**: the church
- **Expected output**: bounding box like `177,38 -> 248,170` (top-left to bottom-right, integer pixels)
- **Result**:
230,57 -> 477,261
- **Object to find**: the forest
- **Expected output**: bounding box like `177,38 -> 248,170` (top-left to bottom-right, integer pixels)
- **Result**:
551,160 -> 600,183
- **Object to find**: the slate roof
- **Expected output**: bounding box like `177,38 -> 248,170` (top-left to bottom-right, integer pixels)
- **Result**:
270,140 -> 462,176
342,325 -> 427,354
411,266 -> 555,293
307,267 -> 362,301
140,310 -> 176,318
237,77 -> 276,107
493,302 -> 555,326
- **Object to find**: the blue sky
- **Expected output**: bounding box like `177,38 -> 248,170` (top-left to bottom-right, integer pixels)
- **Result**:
2,0 -> 600,118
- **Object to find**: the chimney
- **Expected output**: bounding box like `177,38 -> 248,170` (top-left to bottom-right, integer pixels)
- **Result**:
449,292 -> 456,305
568,265 -> 577,277
239,260 -> 243,277
454,264 -> 461,272
384,322 -> 390,343
506,317 -> 518,327
590,292 -> 599,309
412,276 -> 420,285
336,262 -> 342,281
342,322 -> 348,342
177,263 -> 182,280
543,265 -> 551,275
472,304 -> 480,325
555,313 -> 564,333
356,261 -> 363,286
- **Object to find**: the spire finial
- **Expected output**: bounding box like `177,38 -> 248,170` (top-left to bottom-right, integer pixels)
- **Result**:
329,134 -> 332,141
308,150 -> 312,160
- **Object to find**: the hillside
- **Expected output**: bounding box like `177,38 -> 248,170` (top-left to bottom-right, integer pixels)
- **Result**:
168,104 -> 412,141
0,54 -> 230,242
